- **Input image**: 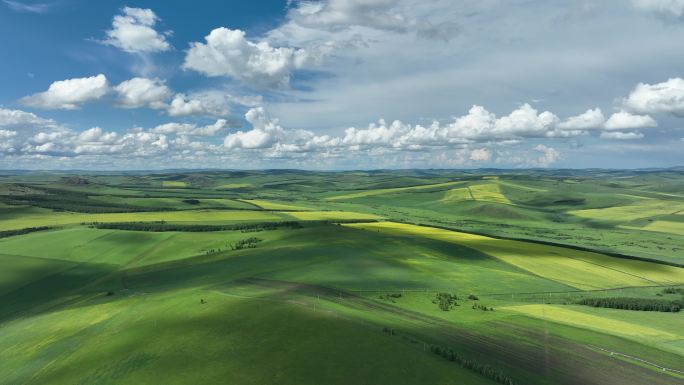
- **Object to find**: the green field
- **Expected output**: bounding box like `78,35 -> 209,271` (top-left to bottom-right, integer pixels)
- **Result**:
1,169 -> 683,385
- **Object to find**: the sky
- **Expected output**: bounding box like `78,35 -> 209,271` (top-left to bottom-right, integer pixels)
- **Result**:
0,0 -> 683,170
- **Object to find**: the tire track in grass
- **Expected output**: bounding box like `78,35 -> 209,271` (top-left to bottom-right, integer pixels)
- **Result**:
587,345 -> 684,377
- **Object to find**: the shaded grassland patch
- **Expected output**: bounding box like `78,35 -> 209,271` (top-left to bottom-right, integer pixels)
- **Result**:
344,222 -> 684,290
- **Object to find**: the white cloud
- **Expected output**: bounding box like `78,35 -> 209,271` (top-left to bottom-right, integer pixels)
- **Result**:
469,148 -> 491,162
0,129 -> 16,139
183,28 -> 312,88
600,131 -> 645,140
623,78 -> 684,116
221,104 -> 608,156
114,77 -> 171,109
533,144 -> 560,166
493,104 -> 559,137
604,111 -> 657,130
20,74 -> 108,110
151,119 -> 232,137
167,94 -> 215,117
224,107 -> 284,148
0,108 -> 59,128
557,108 -> 605,129
103,7 -> 171,53
633,0 -> 684,17
286,0 -> 411,32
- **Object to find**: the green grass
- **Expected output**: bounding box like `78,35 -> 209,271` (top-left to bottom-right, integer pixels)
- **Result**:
0,228 -> 173,265
2,169 -> 684,385
345,222 -> 684,290
0,288 -> 497,385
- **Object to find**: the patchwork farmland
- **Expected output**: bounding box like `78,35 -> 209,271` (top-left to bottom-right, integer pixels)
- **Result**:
0,169 -> 683,385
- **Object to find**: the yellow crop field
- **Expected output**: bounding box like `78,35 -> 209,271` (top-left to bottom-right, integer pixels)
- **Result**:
343,222 -> 684,290
324,181 -> 463,201
240,199 -> 314,211
570,200 -> 684,222
162,181 -> 187,188
469,183 -> 511,204
503,304 -> 678,340
440,187 -> 472,202
287,211 -> 382,221
496,180 -> 547,192
441,183 -> 514,204
216,183 -> 254,189
629,220 -> 684,236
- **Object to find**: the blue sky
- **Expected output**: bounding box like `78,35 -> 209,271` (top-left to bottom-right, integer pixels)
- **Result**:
0,0 -> 683,170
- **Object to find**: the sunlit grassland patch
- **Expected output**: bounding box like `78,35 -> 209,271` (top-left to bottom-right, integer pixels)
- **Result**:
215,183 -> 254,189
324,181 -> 463,201
622,220 -> 684,236
240,199 -> 315,211
502,304 -> 679,341
569,200 -> 684,222
344,222 -> 684,290
286,211 -> 382,221
468,183 -> 511,204
161,181 -> 187,188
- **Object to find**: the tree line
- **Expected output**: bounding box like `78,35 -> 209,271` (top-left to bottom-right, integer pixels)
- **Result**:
576,297 -> 682,312
429,345 -> 515,385
0,226 -> 52,239
91,219 -> 377,232
380,327 -> 515,385
91,221 -> 304,232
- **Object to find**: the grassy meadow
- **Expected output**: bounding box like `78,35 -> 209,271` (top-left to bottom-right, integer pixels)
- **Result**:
0,169 -> 683,385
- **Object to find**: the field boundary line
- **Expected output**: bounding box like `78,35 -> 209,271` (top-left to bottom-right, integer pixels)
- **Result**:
587,345 -> 684,376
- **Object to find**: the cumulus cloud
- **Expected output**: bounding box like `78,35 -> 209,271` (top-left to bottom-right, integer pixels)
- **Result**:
469,148 -> 491,162
166,91 -> 259,117
600,131 -> 645,140
0,108 -> 60,128
183,28 -> 312,88
533,144 -> 560,166
338,104 -> 561,149
492,104 -> 559,137
0,108 -> 68,155
20,74 -> 108,110
224,107 -> 283,149
20,123 -> 170,158
557,108 -> 605,129
623,78 -> 684,116
603,111 -> 657,130
114,77 -> 171,109
103,7 -> 171,53
633,0 -> 684,17
221,104 -> 643,157
150,119 -> 233,137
